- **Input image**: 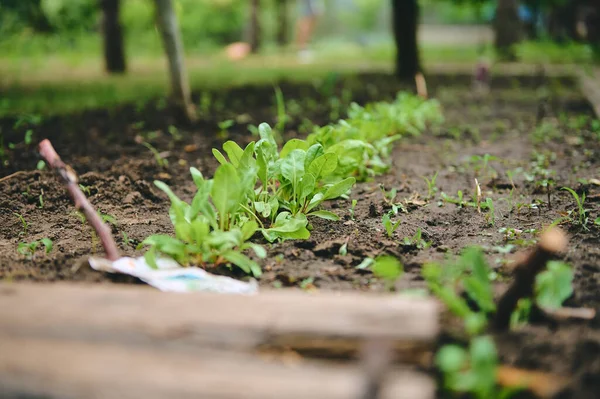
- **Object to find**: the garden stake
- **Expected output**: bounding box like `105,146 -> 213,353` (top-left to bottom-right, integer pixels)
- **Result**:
493,227 -> 567,330
38,139 -> 120,261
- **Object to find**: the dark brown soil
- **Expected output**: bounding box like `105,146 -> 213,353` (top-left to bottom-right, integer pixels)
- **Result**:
1,73 -> 599,397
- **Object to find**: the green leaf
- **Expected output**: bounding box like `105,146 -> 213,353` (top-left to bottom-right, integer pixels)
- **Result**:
241,220 -> 259,241
40,238 -> 53,254
144,248 -> 159,270
258,122 -> 277,148
248,243 -> 267,258
535,261 -> 573,309
281,149 -> 306,190
308,210 -> 340,221
372,256 -> 403,281
254,201 -> 272,218
223,141 -> 244,167
308,153 -> 338,180
461,247 -> 496,313
299,174 -> 316,202
468,336 -> 498,397
142,234 -> 185,254
323,177 -> 356,200
256,152 -> 268,189
211,163 -> 243,229
304,144 -> 325,170
436,344 -> 468,373
356,257 -> 375,270
212,148 -> 228,165
261,212 -> 310,242
280,139 -> 309,159
221,250 -> 262,277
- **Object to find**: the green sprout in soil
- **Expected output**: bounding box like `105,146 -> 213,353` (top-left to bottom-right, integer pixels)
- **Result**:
142,142 -> 168,169
14,212 -> 28,236
423,171 -> 439,200
36,160 -> 46,170
38,189 -> 44,209
441,190 -> 467,208
217,119 -> 234,140
122,232 -> 132,249
17,238 -> 53,259
469,154 -> 499,179
484,198 -> 495,226
349,199 -> 358,220
368,255 -> 403,291
561,187 -> 589,229
401,228 -> 430,249
382,212 -> 401,238
167,125 -> 183,141
78,184 -> 92,196
379,184 -> 397,205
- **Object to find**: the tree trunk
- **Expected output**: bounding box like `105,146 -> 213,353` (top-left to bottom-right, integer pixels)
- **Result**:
391,0 -> 421,81
101,0 -> 126,74
493,0 -> 522,61
248,0 -> 261,53
154,0 -> 196,122
276,0 -> 288,47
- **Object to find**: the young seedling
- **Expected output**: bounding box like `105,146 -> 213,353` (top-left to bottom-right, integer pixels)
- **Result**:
401,228 -> 430,249
382,212 -> 401,238
349,199 -> 358,220
379,184 -> 397,205
78,184 -> 92,196
423,171 -> 439,199
372,255 -> 403,291
484,198 -> 495,226
17,238 -> 53,259
217,119 -> 234,139
14,212 -> 28,236
167,125 -> 183,141
142,142 -> 168,169
561,187 -> 589,229
38,189 -> 45,209
441,190 -> 467,208
422,247 -> 495,335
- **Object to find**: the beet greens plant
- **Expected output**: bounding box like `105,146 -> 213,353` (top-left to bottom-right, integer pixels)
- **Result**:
143,92 -> 442,276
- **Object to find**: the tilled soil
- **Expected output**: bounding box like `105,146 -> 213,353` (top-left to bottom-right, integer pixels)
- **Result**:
1,73 -> 599,397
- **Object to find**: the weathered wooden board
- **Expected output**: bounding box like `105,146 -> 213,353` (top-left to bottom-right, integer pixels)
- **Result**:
0,337 -> 435,399
0,283 -> 438,359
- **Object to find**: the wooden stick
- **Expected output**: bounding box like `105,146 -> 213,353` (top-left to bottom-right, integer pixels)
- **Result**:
493,227 -> 568,330
415,73 -> 428,99
0,170 -> 27,184
497,365 -> 569,398
541,306 -> 596,321
38,139 -> 120,261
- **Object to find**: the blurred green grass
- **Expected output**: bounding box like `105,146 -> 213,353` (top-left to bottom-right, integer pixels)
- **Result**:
0,37 -> 594,118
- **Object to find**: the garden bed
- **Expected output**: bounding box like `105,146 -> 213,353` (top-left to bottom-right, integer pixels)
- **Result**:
1,72 -> 599,397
